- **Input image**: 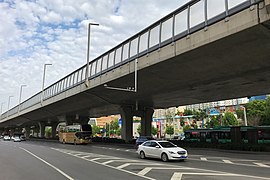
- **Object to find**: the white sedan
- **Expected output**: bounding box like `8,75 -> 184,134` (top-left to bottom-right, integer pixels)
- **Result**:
137,140 -> 188,162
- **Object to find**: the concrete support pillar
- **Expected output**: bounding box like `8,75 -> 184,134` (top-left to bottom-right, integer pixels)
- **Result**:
38,122 -> 46,138
141,108 -> 154,137
24,127 -> 31,139
120,107 -> 133,143
51,122 -> 58,138
9,129 -> 15,137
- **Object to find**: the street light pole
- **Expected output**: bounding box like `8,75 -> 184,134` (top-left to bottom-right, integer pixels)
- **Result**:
243,106 -> 248,126
85,22 -> 99,87
41,63 -> 52,104
7,96 -> 13,118
18,84 -> 27,113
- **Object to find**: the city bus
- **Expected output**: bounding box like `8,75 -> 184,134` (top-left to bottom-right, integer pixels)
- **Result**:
59,124 -> 92,144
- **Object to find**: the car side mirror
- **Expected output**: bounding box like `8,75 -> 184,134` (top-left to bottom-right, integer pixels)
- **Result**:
155,145 -> 160,148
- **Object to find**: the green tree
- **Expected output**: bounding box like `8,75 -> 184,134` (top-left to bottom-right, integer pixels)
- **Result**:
183,125 -> 191,132
151,126 -> 158,136
137,124 -> 141,135
235,109 -> 244,120
222,112 -> 238,126
165,125 -> 174,138
165,109 -> 175,125
115,128 -> 121,136
245,100 -> 266,126
262,97 -> 270,125
137,125 -> 158,136
180,118 -> 185,127
206,115 -> 221,128
45,127 -> 52,138
194,109 -> 207,127
92,125 -> 100,136
183,109 -> 193,116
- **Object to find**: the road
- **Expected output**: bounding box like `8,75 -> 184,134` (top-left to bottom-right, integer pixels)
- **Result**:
0,140 -> 270,180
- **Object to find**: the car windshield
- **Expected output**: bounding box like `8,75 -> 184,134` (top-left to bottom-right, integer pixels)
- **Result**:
158,142 -> 177,148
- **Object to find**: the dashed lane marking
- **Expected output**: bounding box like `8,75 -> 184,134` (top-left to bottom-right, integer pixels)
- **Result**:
254,163 -> 270,168
52,148 -> 155,180
223,160 -> 233,164
138,167 -> 195,176
117,163 -> 131,169
200,157 -> 207,161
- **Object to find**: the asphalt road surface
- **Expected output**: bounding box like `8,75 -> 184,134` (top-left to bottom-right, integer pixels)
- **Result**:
0,140 -> 270,180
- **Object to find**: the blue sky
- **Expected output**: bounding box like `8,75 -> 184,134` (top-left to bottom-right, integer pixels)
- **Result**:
0,0 -> 189,112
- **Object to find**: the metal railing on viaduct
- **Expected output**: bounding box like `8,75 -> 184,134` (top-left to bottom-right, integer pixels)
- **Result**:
0,0 -> 263,120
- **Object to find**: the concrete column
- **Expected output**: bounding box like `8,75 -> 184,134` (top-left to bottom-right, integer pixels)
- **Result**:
141,108 -> 154,137
51,122 -> 58,138
120,107 -> 133,143
38,122 -> 46,138
24,127 -> 31,139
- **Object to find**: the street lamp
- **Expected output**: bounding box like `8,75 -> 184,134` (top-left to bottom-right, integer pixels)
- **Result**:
243,106 -> 248,126
41,63 -> 52,103
7,96 -> 13,118
85,22 -> 99,87
18,84 -> 27,113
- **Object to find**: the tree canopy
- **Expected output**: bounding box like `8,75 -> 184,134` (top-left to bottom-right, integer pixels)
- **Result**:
222,112 -> 238,126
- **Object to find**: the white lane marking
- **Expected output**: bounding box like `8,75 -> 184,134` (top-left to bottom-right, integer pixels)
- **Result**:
171,173 -> 183,180
189,157 -> 270,169
91,158 -> 101,161
254,163 -> 270,168
201,157 -> 207,161
103,160 -> 114,165
20,147 -> 74,180
103,159 -> 139,165
138,167 -> 152,176
138,167 -> 194,176
171,172 -> 270,180
53,148 -> 155,180
223,160 -> 233,164
116,149 -> 121,150
117,163 -> 130,169
125,149 -> 130,151
52,148 -> 270,180
81,155 -> 93,158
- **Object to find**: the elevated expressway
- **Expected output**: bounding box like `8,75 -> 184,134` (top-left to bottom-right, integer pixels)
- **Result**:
1,0 -> 270,141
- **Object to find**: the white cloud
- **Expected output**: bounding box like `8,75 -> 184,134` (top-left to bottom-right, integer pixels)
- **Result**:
0,0 -> 190,112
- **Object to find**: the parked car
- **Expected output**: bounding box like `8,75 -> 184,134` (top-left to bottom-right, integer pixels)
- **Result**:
13,136 -> 21,142
3,135 -> 11,141
135,136 -> 154,149
137,140 -> 188,162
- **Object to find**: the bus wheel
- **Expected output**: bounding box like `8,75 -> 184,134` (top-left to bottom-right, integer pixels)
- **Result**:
74,139 -> 77,145
63,139 -> 65,144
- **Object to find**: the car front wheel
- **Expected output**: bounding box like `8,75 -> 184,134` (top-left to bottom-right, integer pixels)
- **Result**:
140,151 -> 146,159
161,153 -> 168,162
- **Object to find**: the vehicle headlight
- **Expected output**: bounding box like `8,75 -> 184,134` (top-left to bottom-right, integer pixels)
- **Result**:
168,151 -> 176,154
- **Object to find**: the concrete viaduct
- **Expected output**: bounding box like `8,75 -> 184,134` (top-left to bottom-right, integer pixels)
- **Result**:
1,0 -> 270,142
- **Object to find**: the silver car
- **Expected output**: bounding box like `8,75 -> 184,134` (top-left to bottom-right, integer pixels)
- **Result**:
137,140 -> 188,162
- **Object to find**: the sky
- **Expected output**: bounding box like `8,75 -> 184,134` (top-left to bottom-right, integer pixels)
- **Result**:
0,0 -> 190,112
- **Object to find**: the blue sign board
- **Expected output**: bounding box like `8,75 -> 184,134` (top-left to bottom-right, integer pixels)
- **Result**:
207,108 -> 220,116
118,118 -> 122,125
